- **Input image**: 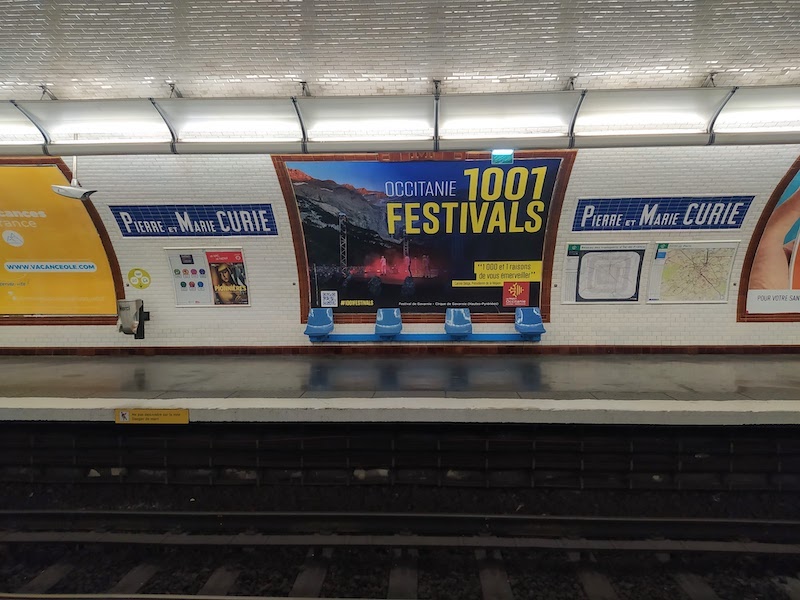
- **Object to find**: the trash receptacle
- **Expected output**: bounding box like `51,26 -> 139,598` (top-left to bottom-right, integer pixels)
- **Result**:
118,299 -> 147,339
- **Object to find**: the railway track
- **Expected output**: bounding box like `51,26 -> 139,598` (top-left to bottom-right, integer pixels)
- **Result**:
3,511 -> 800,599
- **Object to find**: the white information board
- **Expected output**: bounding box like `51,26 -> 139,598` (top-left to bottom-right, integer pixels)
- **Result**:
562,243 -> 647,303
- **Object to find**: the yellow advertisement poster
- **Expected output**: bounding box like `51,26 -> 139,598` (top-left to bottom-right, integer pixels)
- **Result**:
0,164 -> 117,315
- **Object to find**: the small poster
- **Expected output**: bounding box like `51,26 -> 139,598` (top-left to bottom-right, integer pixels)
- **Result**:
167,248 -> 249,307
562,243 -> 647,303
207,250 -> 249,305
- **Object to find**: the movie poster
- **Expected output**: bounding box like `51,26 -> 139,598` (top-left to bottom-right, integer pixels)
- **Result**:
281,156 -> 569,314
745,161 -> 800,314
207,250 -> 248,305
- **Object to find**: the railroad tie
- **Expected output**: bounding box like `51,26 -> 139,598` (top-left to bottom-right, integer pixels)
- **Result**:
577,569 -> 620,600
16,562 -> 74,593
199,565 -> 241,596
673,573 -> 722,600
107,562 -> 159,594
387,548 -> 418,599
289,547 -> 333,598
475,549 -> 514,600
776,576 -> 800,600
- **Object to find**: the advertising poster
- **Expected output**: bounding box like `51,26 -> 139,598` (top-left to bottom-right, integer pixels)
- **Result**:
280,156 -> 569,314
647,241 -> 738,303
745,163 -> 800,314
207,250 -> 248,305
562,243 -> 647,303
167,249 -> 248,307
0,164 -> 117,316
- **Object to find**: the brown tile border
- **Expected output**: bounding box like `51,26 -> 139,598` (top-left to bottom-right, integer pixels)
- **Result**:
2,345 -> 800,356
0,316 -> 118,326
272,151 -> 576,324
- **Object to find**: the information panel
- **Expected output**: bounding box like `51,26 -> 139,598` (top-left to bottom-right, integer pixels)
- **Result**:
281,156 -> 571,314
562,243 -> 647,303
647,241 -> 738,303
166,248 -> 249,307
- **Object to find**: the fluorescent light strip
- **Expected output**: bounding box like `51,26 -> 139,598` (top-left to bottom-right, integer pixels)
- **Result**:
440,116 -> 567,139
177,119 -> 301,142
307,119 -> 433,141
714,108 -> 800,133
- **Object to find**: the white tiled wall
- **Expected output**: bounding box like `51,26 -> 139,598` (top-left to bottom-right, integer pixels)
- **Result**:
3,146 -> 800,348
3,155 -> 308,347
551,145 -> 800,346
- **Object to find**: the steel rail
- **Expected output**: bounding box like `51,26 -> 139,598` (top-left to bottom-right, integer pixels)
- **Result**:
2,510 -> 800,543
0,595 -> 302,600
1,531 -> 799,555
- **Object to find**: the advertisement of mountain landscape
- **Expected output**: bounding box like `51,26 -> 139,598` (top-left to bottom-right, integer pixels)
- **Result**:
280,155 -> 572,314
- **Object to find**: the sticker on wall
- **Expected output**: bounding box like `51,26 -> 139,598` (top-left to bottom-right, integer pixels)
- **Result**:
562,243 -> 647,303
166,248 -> 249,307
278,154 -> 574,315
0,164 -> 117,316
127,268 -> 151,289
110,204 -> 278,238
647,241 -> 738,304
573,196 -> 753,232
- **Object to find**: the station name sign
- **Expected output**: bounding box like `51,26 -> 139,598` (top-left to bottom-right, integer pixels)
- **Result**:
572,196 -> 753,232
109,203 -> 278,237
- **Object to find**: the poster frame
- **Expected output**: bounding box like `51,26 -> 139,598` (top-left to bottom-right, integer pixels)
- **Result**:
164,246 -> 251,308
272,150 -> 576,324
738,156 -> 800,322
646,240 -> 740,305
561,242 -> 648,304
0,157 -> 124,326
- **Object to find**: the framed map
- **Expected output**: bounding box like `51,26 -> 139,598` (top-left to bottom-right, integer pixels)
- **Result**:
647,241 -> 739,303
562,243 -> 647,303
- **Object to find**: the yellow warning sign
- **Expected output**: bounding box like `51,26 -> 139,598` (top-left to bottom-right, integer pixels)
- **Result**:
114,409 -> 189,424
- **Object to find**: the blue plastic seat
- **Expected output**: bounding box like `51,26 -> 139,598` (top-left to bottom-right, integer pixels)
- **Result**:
304,308 -> 334,340
375,308 -> 402,339
515,307 -> 545,340
445,308 -> 472,338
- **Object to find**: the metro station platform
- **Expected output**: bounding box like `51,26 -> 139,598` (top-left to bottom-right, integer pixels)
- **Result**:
3,354 -> 800,425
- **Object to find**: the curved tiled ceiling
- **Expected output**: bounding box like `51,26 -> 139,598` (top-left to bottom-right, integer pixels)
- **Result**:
1,0 -> 798,100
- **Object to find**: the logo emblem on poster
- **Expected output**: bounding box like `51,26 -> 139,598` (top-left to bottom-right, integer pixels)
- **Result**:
503,282 -> 530,307
2,231 -> 24,247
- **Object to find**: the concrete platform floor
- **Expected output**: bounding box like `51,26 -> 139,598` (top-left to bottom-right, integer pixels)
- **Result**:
2,354 -> 800,424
